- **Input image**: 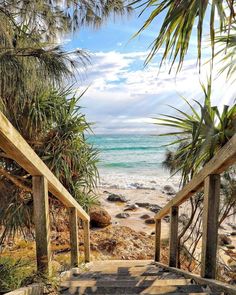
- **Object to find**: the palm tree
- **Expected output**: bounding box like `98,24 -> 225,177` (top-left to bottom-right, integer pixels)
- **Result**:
133,0 -> 235,71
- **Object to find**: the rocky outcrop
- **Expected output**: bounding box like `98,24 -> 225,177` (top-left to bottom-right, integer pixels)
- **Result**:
90,206 -> 111,228
90,226 -> 155,260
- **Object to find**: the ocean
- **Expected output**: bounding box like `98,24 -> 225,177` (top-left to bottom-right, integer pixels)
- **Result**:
88,134 -> 180,191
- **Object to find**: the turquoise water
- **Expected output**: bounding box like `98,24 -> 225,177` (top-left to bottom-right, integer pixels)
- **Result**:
88,134 -> 170,172
87,134 -> 179,189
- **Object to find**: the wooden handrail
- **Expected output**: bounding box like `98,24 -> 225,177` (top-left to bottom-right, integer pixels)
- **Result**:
154,133 -> 236,281
155,133 -> 236,220
0,111 -> 90,274
0,112 -> 89,221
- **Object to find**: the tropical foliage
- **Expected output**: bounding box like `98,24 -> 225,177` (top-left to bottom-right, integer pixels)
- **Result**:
133,0 -> 236,71
157,83 -> 236,185
0,0 -> 132,242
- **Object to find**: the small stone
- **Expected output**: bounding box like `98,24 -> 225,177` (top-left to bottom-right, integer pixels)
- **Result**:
136,202 -> 151,208
150,232 -> 155,235
124,204 -> 139,211
149,205 -> 162,213
140,214 -> 151,220
145,218 -> 155,224
231,231 -> 236,236
116,213 -> 130,219
107,193 -> 127,202
162,185 -> 176,195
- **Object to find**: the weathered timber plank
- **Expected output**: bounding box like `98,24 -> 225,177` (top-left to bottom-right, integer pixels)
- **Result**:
33,176 -> 51,274
169,206 -> 179,267
154,219 -> 161,262
83,220 -> 90,262
201,174 -> 220,279
68,208 -> 79,267
155,261 -> 236,295
0,111 -> 89,221
155,133 -> 236,219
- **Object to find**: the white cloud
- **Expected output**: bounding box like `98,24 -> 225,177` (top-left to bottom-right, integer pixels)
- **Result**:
77,50 -> 236,134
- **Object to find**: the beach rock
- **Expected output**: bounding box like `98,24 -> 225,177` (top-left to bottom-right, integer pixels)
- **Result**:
140,214 -> 151,220
162,185 -> 176,195
136,202 -> 151,208
145,218 -> 155,224
149,205 -> 162,213
107,193 -> 127,202
116,213 -> 130,219
124,204 -> 139,211
135,202 -> 162,213
131,182 -> 143,189
219,234 -> 232,246
90,206 -> 111,228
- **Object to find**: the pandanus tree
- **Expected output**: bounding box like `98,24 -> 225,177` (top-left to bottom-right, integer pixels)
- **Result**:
156,86 -> 236,271
0,0 -> 132,241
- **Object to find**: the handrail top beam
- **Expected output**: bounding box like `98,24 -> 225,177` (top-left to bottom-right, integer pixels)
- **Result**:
155,133 -> 236,220
0,111 -> 89,221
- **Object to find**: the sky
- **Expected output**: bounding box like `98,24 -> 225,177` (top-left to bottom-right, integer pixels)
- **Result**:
66,7 -> 236,134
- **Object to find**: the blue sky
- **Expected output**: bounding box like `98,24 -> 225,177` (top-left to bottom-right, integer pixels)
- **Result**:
66,8 -> 235,134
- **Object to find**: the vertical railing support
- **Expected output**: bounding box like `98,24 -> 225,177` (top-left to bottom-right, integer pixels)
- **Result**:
201,174 -> 220,279
155,219 -> 161,262
83,220 -> 90,262
69,207 -> 79,267
169,206 -> 179,267
33,176 -> 51,275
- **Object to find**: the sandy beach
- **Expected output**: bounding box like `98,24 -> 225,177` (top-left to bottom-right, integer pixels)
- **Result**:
98,187 -> 176,239
97,185 -> 236,261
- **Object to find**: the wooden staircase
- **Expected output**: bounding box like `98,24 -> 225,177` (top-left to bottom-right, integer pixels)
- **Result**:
59,260 -> 223,295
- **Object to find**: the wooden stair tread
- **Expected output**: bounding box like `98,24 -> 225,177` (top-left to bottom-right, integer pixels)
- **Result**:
59,260 -> 223,295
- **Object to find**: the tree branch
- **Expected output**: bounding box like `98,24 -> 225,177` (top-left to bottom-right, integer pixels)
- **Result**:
0,166 -> 32,193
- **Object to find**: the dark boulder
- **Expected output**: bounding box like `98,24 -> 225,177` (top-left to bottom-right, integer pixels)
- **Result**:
107,193 -> 127,202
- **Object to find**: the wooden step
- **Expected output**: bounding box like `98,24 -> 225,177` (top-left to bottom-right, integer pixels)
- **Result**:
60,284 -> 209,294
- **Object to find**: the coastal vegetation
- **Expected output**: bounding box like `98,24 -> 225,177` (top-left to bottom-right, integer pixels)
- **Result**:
0,0 -> 132,292
0,0 -> 236,293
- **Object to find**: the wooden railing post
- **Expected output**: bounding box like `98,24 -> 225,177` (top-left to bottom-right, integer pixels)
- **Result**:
33,176 -> 51,275
83,220 -> 90,262
201,174 -> 220,279
155,219 -> 161,262
169,206 -> 179,267
69,207 -> 79,267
